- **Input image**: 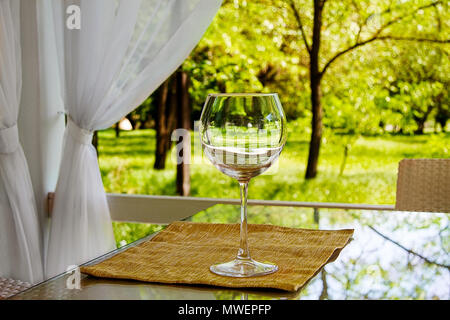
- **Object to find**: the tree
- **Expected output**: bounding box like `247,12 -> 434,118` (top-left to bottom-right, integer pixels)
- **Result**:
152,67 -> 192,195
130,0 -> 449,176
184,0 -> 311,121
435,96 -> 449,131
176,70 -> 191,196
376,43 -> 449,134
287,0 -> 449,178
154,75 -> 177,170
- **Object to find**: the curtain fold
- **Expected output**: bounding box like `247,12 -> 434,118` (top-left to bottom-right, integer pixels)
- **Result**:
0,0 -> 43,284
46,0 -> 222,278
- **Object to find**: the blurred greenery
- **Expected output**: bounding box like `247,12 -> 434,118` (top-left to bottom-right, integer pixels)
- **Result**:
131,0 -> 449,135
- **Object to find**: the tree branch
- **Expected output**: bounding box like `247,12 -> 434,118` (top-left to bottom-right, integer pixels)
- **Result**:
356,2 -> 394,43
375,0 -> 442,36
319,0 -> 446,76
319,268 -> 328,300
368,225 -> 450,270
377,35 -> 450,43
288,0 -> 311,54
320,36 -> 379,76
350,0 -> 365,43
320,35 -> 449,77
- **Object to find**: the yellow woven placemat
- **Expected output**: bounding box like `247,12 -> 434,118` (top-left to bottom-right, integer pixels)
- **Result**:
81,221 -> 354,292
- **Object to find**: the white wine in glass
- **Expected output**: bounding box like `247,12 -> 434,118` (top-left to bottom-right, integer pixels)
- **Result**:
199,93 -> 287,277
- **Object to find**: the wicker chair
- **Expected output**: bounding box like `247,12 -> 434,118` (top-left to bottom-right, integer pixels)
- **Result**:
0,277 -> 31,300
395,159 -> 450,213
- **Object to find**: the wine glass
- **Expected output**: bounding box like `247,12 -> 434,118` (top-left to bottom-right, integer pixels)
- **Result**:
199,93 -> 287,277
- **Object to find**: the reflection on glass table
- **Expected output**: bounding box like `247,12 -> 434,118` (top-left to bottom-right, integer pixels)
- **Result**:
11,205 -> 449,300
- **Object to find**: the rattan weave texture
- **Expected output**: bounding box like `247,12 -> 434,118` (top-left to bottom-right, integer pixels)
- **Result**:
396,159 -> 450,213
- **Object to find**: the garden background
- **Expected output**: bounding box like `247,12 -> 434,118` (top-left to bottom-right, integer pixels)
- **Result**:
90,1 -> 449,298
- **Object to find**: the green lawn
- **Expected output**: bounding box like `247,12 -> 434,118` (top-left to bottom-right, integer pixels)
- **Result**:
99,127 -> 449,205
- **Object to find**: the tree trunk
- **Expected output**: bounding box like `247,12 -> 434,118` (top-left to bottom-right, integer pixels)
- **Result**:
306,76 -> 323,179
115,122 -> 120,138
92,131 -> 99,156
414,120 -> 426,135
413,105 -> 433,135
339,144 -> 349,176
319,269 -> 328,300
437,117 -> 448,132
154,72 -> 183,171
313,207 -> 320,225
166,74 -> 178,150
305,0 -> 324,179
154,79 -> 170,170
435,94 -> 448,132
176,70 -> 191,196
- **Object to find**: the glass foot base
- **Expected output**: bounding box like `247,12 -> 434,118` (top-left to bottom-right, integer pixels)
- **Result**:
210,259 -> 278,277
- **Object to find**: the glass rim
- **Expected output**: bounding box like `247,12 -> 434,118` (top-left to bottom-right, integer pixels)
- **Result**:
207,92 -> 278,97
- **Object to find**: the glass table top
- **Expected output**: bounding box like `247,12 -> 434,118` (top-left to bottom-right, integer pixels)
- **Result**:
10,205 -> 449,300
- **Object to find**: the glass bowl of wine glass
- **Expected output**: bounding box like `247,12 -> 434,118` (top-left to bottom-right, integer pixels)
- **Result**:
199,93 -> 287,277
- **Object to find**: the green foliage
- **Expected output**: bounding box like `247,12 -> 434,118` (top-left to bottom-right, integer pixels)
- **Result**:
314,0 -> 450,135
128,0 -> 449,135
384,44 -> 449,133
112,222 -> 164,248
128,96 -> 154,129
183,0 -> 310,120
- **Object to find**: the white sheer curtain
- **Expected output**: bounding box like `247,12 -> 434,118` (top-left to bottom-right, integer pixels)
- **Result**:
0,0 -> 43,284
46,0 -> 222,278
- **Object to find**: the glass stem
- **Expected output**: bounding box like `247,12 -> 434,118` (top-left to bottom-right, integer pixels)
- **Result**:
237,181 -> 251,261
